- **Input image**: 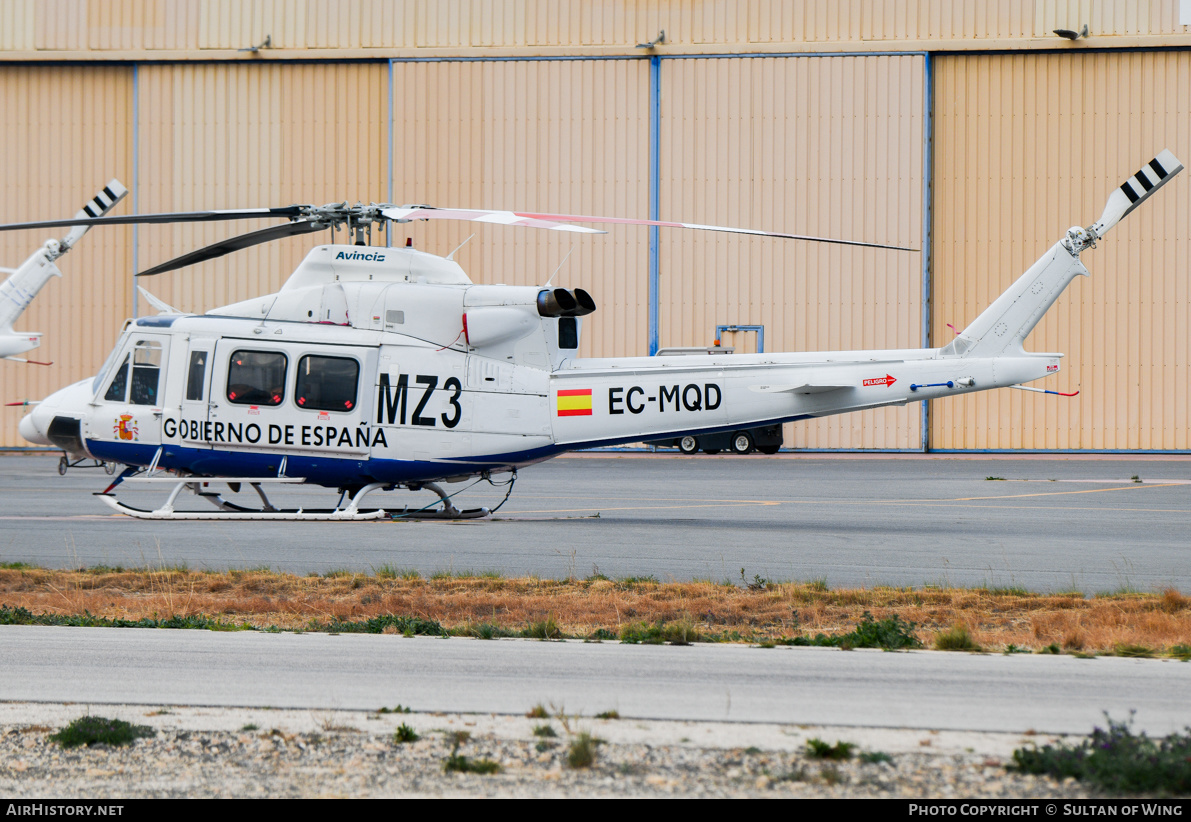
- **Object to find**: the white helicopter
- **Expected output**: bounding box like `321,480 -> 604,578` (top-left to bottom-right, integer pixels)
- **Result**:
9,150 -> 1183,520
0,180 -> 128,364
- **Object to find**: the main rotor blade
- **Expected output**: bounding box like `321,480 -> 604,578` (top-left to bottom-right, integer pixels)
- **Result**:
519,211 -> 919,251
382,207 -> 604,234
383,206 -> 917,251
1090,149 -> 1184,238
136,220 -> 327,277
0,206 -> 305,233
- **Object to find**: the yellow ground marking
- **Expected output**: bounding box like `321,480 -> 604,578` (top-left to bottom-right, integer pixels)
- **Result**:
949,482 -> 1186,501
8,481 -> 1184,520
506,500 -> 781,515
506,483 -> 1189,517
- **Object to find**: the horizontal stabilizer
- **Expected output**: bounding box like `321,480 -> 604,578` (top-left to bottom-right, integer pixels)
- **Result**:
749,382 -> 850,395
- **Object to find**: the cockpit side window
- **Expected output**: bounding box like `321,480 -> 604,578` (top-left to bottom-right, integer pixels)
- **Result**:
226,350 -> 287,406
103,355 -> 130,402
295,355 -> 360,413
92,337 -> 125,395
100,340 -> 163,405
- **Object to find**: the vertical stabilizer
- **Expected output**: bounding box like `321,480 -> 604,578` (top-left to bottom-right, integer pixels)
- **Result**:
0,180 -> 127,358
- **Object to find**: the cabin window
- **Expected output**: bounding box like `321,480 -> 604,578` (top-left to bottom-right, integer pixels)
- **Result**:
295,355 -> 360,413
226,350 -> 287,406
103,340 -> 163,405
558,317 -> 579,349
129,341 -> 164,405
186,351 -> 208,402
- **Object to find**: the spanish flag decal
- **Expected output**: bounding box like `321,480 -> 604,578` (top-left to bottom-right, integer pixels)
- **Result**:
556,388 -> 593,417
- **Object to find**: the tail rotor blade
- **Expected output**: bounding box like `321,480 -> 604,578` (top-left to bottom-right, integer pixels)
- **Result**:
60,179 -> 129,253
1091,149 -> 1183,238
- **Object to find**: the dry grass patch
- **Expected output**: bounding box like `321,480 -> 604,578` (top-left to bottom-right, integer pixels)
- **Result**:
0,567 -> 1188,653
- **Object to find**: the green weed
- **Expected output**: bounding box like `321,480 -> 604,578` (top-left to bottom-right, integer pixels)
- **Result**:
1011,715 -> 1191,794
619,619 -> 701,645
619,575 -> 659,585
859,751 -> 894,765
567,731 -> 601,769
373,564 -> 422,580
805,738 -> 855,760
393,723 -> 420,744
49,716 -> 155,749
740,568 -> 769,590
980,585 -> 1030,597
442,730 -> 499,774
462,621 -> 510,640
1113,643 -> 1155,658
839,612 -> 922,650
0,605 -> 254,632
523,616 -> 562,640
934,623 -> 982,652
312,614 -> 445,636
443,752 -> 500,774
781,612 -> 922,651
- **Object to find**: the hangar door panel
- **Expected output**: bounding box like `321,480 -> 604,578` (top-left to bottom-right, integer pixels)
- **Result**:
932,52 -> 1191,450
658,55 -> 926,450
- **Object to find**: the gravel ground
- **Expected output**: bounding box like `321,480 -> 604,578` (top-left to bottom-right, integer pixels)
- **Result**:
0,703 -> 1097,798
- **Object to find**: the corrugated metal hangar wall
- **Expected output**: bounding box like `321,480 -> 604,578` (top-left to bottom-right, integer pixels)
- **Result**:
1,1 -> 1189,453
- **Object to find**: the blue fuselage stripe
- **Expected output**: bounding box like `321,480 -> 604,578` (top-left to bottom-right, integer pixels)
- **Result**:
85,414 -> 809,487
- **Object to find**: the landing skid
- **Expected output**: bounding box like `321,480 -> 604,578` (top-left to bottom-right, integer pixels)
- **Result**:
389,482 -> 490,520
95,476 -> 490,521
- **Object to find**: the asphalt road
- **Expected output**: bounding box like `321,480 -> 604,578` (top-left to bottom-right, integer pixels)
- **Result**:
1,451 -> 1189,592
2,626 -> 1188,735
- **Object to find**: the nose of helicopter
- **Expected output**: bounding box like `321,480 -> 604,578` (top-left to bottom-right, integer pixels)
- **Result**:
18,408 -> 50,445
18,378 -> 95,449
